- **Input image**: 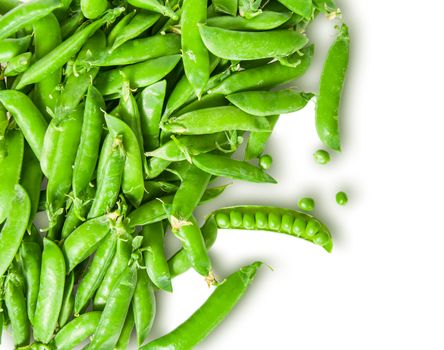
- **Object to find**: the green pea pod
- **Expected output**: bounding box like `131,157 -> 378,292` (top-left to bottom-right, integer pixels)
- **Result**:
16,7 -> 124,89
142,222 -> 172,292
32,13 -> 62,118
107,10 -> 136,46
245,115 -> 279,160
146,157 -> 171,179
94,54 -> 181,96
60,10 -> 84,39
20,241 -> 41,326
72,85 -> 105,198
199,25 -> 308,60
141,261 -> 262,349
127,0 -> 178,19
111,11 -> 161,50
0,185 -> 30,278
316,24 -> 349,151
172,93 -> 228,117
0,36 -> 31,61
0,0 -> 63,40
61,188 -> 95,240
105,114 -> 145,207
133,269 -> 156,345
53,311 -> 101,350
227,90 -> 314,116
209,44 -> 313,94
0,91 -> 48,160
163,106 -> 271,135
143,181 -> 179,202
63,214 -> 112,272
94,238 -> 132,309
207,11 -> 292,30
58,273 -> 75,328
89,264 -> 137,349
0,0 -> 19,13
212,0 -> 237,16
192,153 -> 277,183
3,52 -> 31,76
138,80 -> 166,151
33,239 -> 66,344
94,34 -> 181,66
0,130 -> 24,224
81,0 -> 108,19
88,135 -> 125,219
115,311 -> 135,350
277,0 -> 312,18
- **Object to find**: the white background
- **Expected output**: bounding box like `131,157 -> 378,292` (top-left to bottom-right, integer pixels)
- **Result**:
3,0 -> 444,349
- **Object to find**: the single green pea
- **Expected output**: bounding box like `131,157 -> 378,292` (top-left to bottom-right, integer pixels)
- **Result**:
268,212 -> 281,231
215,213 -> 230,228
313,231 -> 330,246
258,154 -> 273,170
336,191 -> 348,205
255,212 -> 268,229
291,217 -> 306,236
305,219 -> 321,237
280,214 -> 294,234
242,213 -> 255,230
298,197 -> 315,211
230,211 -> 243,228
313,149 -> 331,165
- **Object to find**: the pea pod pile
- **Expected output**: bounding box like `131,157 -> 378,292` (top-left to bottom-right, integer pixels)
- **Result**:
0,0 -> 349,348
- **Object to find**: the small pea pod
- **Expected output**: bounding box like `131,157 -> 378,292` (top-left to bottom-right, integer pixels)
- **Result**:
133,269 -> 156,346
115,311 -> 135,350
58,273 -> 75,328
89,264 -> 137,349
316,24 -> 349,151
142,222 -> 172,292
127,0 -> 178,19
81,0 -> 108,19
193,153 -> 277,183
245,115 -> 279,160
53,311 -> 101,350
0,90 -> 48,160
207,11 -> 292,30
33,238 -> 66,344
74,232 -> 117,315
212,0 -> 237,16
0,185 -> 30,278
0,0 -> 63,40
141,261 -> 262,349
0,36 -> 31,61
19,241 -> 41,326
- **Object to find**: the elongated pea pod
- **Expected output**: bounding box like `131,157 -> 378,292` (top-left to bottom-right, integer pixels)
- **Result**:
33,239 -> 66,344
0,185 -> 30,278
142,262 -> 262,349
146,157 -> 171,179
95,54 -> 181,96
0,130 -> 24,224
210,44 -> 313,95
93,34 -> 181,66
143,222 -> 172,292
19,241 -> 41,326
72,86 -> 105,199
0,36 -> 31,61
138,80 -> 166,151
81,0 -> 108,19
277,0 -> 312,18
0,0 -> 62,40
163,106 -> 271,135
173,93 -> 228,117
63,213 -> 114,272
107,10 -> 136,46
143,181 -> 179,202
127,0 -> 178,19
115,312 -> 135,350
88,135 -> 125,219
15,7 -> 124,89
316,24 -> 349,151
133,270 -> 156,346
111,11 -> 161,50
245,115 -> 279,160
32,13 -> 62,118
53,311 -> 101,350
94,237 -> 132,309
213,205 -> 333,251
212,0 -> 237,15
0,90 -> 48,160
199,25 -> 308,60
207,11 -> 292,30
3,52 -> 32,76
57,273 -> 75,329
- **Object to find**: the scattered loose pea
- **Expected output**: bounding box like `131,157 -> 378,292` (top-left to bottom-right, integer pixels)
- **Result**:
313,149 -> 331,164
336,191 -> 348,205
259,154 -> 273,170
298,197 -> 315,211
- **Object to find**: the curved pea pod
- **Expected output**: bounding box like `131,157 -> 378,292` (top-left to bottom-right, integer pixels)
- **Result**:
213,205 -> 333,252
193,153 -> 277,183
245,115 -> 279,160
105,113 -> 145,207
94,237 -> 132,309
146,157 -> 171,180
0,0 -> 63,40
133,269 -> 156,345
227,90 -> 314,116
63,214 -> 113,272
89,264 -> 137,349
0,90 -> 48,160
74,232 -> 117,315
115,312 -> 135,350
81,0 -> 108,19
20,241 -> 41,326
0,185 -> 30,278
0,130 -> 24,224
127,0 -> 178,19
212,0 -> 237,15
53,311 -> 102,350
58,273 -> 75,328
207,11 -> 292,30
163,106 -> 271,135
0,36 -> 31,61
199,25 -> 308,60
143,222 -> 172,292
210,44 -> 313,95
141,261 -> 261,349
95,54 -> 181,96
316,24 -> 349,151
277,0 -> 312,18
138,80 -> 166,151
33,239 -> 66,344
